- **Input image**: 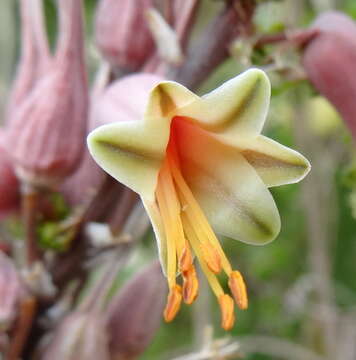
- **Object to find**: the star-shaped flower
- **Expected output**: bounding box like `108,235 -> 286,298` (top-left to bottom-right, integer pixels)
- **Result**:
87,69 -> 310,330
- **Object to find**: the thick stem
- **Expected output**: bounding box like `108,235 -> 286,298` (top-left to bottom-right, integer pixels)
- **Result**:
108,189 -> 139,236
82,174 -> 123,224
21,184 -> 40,265
173,0 -> 200,51
6,296 -> 37,360
167,4 -> 243,89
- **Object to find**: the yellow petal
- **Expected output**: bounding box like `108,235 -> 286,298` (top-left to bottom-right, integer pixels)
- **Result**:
87,120 -> 166,202
175,68 -> 270,137
88,80 -> 196,202
144,81 -> 199,121
142,199 -> 168,274
238,135 -> 311,187
175,121 -> 280,245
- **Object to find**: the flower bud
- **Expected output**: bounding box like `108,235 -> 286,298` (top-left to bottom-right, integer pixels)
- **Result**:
302,11 -> 356,139
42,311 -> 110,360
62,73 -> 163,205
0,132 -> 19,217
95,0 -> 154,71
91,72 -> 164,126
105,261 -> 166,360
4,0 -> 88,187
0,252 -> 24,331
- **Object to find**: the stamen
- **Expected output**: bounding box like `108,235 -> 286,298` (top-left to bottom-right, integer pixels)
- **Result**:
164,284 -> 182,322
156,163 -> 178,288
183,266 -> 199,304
199,241 -> 222,274
158,157 -> 189,268
228,271 -> 248,310
168,154 -> 233,275
182,215 -> 224,299
179,243 -> 193,272
218,294 -> 235,331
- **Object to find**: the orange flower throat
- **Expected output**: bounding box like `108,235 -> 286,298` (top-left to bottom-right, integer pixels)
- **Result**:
156,136 -> 248,331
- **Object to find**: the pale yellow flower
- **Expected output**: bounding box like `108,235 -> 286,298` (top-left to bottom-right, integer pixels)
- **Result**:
87,69 -> 310,330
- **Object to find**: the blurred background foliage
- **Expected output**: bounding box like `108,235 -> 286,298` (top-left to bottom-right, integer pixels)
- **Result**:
2,0 -> 356,359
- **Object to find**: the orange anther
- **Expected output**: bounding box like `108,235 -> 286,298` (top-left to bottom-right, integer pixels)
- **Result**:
183,266 -> 199,304
218,294 -> 235,331
179,244 -> 193,272
163,284 -> 182,322
228,270 -> 248,310
200,242 -> 221,274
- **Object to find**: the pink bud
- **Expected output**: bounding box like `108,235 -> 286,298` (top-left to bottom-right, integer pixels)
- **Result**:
42,311 -> 110,360
91,73 -> 164,125
105,261 -> 166,360
0,132 -> 19,218
95,0 -> 155,71
62,73 -> 163,205
302,11 -> 356,139
4,0 -> 88,187
0,252 -> 24,331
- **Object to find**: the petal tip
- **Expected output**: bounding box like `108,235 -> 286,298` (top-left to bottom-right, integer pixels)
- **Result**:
242,67 -> 270,88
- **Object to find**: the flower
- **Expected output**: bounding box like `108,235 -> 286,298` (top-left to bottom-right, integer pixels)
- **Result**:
87,69 -> 310,330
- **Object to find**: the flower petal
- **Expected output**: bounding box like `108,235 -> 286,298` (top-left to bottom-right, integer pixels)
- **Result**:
87,120 -> 166,202
87,80 -> 198,202
175,68 -> 270,138
142,199 -> 168,275
144,81 -> 199,121
175,120 -> 280,245
238,135 -> 311,187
